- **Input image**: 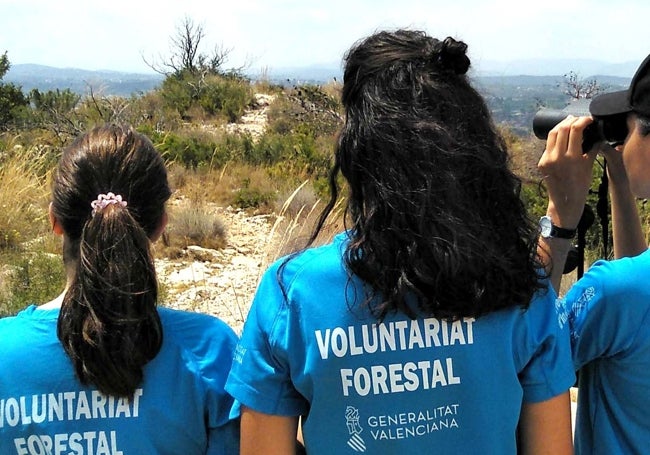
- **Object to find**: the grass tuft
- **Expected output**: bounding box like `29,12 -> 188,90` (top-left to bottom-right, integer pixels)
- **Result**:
164,202 -> 227,251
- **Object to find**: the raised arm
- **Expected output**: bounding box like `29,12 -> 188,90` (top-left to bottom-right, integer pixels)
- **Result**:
537,116 -> 598,292
599,143 -> 647,258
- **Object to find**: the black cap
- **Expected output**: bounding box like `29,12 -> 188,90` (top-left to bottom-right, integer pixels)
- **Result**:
590,54 -> 650,118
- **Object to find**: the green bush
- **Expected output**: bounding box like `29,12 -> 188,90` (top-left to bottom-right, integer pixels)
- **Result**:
233,178 -> 275,209
159,70 -> 254,123
0,52 -> 29,130
26,88 -> 84,137
160,72 -> 195,119
164,133 -> 217,168
0,252 -> 65,317
520,181 -> 547,221
244,132 -> 288,165
30,88 -> 80,116
199,74 -> 254,122
128,91 -> 182,132
147,130 -> 219,168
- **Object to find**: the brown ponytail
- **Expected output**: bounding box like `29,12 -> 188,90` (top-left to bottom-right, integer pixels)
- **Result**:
52,124 -> 171,397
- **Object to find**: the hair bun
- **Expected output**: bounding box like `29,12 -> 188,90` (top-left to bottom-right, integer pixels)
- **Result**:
435,37 -> 470,75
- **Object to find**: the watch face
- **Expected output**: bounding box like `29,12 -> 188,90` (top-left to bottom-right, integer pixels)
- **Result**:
540,216 -> 552,237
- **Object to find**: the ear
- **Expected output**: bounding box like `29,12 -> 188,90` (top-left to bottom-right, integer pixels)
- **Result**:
150,211 -> 168,242
49,203 -> 65,236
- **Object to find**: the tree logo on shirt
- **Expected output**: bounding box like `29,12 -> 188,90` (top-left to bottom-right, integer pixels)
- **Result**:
556,286 -> 595,341
345,406 -> 366,452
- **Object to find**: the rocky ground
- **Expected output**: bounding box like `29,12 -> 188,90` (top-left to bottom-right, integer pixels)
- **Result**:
156,206 -> 279,334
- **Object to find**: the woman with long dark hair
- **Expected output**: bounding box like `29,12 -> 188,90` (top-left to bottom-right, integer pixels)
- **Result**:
226,30 -> 574,454
0,124 -> 239,454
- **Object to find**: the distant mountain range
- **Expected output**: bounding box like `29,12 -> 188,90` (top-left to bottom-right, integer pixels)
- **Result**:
3,61 -> 634,135
4,64 -> 165,97
279,58 -> 641,80
475,58 -> 639,78
4,58 -> 637,97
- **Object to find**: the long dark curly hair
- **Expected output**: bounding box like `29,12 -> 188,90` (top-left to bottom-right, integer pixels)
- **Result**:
303,29 -> 546,320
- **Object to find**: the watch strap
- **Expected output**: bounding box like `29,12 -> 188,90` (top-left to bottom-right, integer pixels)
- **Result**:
550,223 -> 577,239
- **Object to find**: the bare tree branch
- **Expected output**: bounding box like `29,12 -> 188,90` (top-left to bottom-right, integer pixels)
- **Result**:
563,71 -> 603,100
142,16 -> 235,77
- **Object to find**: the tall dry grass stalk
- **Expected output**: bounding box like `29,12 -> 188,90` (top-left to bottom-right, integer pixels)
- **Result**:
263,180 -> 345,268
0,142 -> 62,315
0,144 -> 51,250
168,162 -> 277,209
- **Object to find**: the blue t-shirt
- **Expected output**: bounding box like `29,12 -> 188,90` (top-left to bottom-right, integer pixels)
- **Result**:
557,249 -> 650,455
0,305 -> 240,455
226,232 -> 575,454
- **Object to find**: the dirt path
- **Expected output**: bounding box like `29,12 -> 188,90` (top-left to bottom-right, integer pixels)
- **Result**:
156,206 -> 278,334
154,94 -> 283,334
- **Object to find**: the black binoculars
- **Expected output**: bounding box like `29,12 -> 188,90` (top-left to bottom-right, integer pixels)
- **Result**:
532,98 -> 629,152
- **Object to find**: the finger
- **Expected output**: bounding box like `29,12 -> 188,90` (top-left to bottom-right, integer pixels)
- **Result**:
550,115 -> 577,160
544,115 -> 574,153
567,116 -> 594,157
539,116 -> 570,170
544,119 -> 559,154
541,115 -> 568,164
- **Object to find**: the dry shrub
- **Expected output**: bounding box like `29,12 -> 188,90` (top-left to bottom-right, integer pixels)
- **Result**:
320,79 -> 343,101
500,126 -> 544,182
251,68 -> 285,95
167,163 -> 226,204
0,264 -> 11,309
168,162 -> 278,210
167,161 -> 193,191
184,104 -> 213,124
164,202 -> 227,252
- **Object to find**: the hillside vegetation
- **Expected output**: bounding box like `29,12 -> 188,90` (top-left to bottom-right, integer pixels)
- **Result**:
0,41 -> 348,315
0,29 -> 635,316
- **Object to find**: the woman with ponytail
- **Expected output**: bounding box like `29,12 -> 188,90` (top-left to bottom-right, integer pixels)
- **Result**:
0,124 -> 239,454
226,30 -> 574,454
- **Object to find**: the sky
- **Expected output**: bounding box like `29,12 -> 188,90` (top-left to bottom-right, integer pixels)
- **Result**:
1,0 -> 649,76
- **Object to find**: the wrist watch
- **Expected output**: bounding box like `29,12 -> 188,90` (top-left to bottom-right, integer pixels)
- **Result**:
539,215 -> 577,239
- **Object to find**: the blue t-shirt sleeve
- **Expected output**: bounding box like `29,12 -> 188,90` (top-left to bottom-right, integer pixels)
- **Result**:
178,313 -> 241,452
226,262 -> 308,416
517,285 -> 575,403
560,257 -> 650,369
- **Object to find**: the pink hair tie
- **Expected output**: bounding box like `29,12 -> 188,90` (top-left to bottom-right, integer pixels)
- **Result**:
91,192 -> 128,216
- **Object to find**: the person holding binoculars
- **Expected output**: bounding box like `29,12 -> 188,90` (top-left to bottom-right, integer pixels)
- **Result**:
538,54 -> 650,454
